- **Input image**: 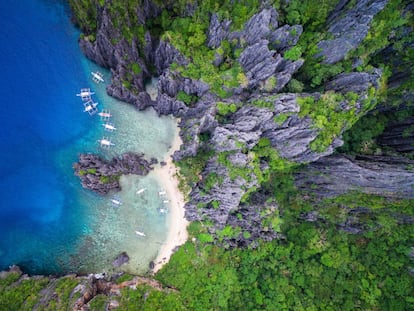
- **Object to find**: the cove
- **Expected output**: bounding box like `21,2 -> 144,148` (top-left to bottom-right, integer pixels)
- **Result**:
0,0 -> 176,275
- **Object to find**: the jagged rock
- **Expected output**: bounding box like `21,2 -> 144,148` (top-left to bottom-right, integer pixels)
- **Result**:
185,156 -> 258,227
316,0 -> 389,64
239,40 -> 280,86
326,69 -> 382,94
157,70 -> 210,98
155,93 -> 188,117
240,8 -> 278,46
73,153 -> 156,194
207,13 -> 231,48
294,155 -> 414,199
269,24 -> 303,51
239,40 -> 303,90
154,40 -> 187,74
134,91 -> 154,110
272,59 -> 304,91
378,116 -> 414,153
172,98 -> 218,161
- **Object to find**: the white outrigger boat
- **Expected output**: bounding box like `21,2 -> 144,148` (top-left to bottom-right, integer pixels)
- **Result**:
136,188 -> 146,195
91,71 -> 104,83
83,100 -> 99,115
135,230 -> 146,237
110,197 -> 123,206
158,190 -> 166,196
98,137 -> 115,148
98,110 -> 112,121
76,88 -> 95,101
102,123 -> 116,132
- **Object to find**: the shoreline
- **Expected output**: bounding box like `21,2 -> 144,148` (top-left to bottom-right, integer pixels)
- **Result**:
150,124 -> 189,273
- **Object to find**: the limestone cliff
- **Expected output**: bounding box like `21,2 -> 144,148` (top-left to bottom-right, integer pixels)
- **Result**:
69,0 -> 414,245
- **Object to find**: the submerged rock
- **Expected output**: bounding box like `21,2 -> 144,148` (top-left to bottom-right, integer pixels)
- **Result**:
112,252 -> 130,268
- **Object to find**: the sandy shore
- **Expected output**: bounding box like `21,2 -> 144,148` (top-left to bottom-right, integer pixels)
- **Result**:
151,126 -> 189,273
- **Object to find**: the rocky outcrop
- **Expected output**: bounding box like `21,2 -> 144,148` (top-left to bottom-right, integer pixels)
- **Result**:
268,24 -> 303,51
316,0 -> 389,64
326,69 -> 382,94
378,116 -> 414,153
73,153 -> 157,194
1,266 -> 175,311
294,154 -> 414,199
206,13 -> 231,48
238,39 -> 304,90
206,8 -> 304,91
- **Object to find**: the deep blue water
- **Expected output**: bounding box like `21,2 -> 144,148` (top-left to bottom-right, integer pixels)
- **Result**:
0,0 -> 98,274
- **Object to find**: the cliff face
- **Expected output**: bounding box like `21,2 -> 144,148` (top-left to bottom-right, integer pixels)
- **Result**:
295,155 -> 414,199
69,0 -> 414,244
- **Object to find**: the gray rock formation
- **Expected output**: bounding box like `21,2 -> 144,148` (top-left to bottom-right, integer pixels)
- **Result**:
73,153 -> 156,194
210,93 -> 346,164
184,156 -> 259,227
294,155 -> 414,199
206,13 -> 231,48
378,116 -> 414,153
240,8 -> 278,46
238,40 -> 304,90
269,24 -> 303,52
326,69 -> 382,94
316,0 -> 389,64
154,41 -> 188,74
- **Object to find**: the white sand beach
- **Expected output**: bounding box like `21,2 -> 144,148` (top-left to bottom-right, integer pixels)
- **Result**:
151,126 -> 189,273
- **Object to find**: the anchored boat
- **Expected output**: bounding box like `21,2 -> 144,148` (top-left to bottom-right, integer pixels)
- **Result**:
83,100 -> 98,115
98,110 -> 112,121
135,230 -> 146,237
98,137 -> 115,148
76,88 -> 95,101
102,123 -> 116,132
110,197 -> 122,206
91,71 -> 104,83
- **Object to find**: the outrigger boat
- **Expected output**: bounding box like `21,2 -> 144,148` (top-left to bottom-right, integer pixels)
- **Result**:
76,88 -> 95,101
83,100 -> 98,115
110,197 -> 122,206
98,110 -> 112,121
98,137 -> 115,148
158,191 -> 166,196
102,123 -> 116,132
136,188 -> 146,195
135,230 -> 146,237
91,71 -> 104,83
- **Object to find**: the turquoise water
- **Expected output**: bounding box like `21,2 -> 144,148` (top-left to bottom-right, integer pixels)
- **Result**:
0,0 -> 175,275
